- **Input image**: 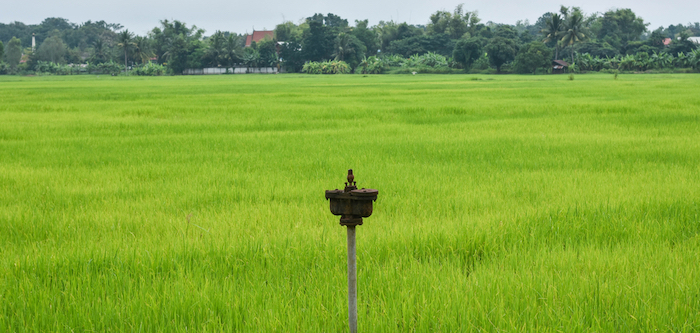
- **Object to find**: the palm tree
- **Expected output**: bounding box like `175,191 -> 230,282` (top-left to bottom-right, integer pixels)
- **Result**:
91,38 -> 108,64
541,14 -> 564,60
133,36 -> 154,65
205,31 -> 227,67
225,35 -> 242,67
333,32 -> 355,61
560,11 -> 586,62
117,30 -> 136,74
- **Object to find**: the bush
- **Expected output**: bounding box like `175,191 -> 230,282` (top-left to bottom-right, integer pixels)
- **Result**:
133,63 -> 167,76
88,62 -> 124,75
402,52 -> 449,68
302,60 -> 351,74
355,56 -> 386,74
34,61 -> 83,75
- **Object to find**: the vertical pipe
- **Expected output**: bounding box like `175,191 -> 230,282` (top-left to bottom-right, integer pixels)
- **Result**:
347,225 -> 357,333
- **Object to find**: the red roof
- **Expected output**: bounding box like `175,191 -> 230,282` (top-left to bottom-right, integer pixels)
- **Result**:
245,30 -> 274,47
553,60 -> 570,67
663,38 -> 672,46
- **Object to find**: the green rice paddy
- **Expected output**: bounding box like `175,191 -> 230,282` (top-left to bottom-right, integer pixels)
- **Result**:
1,73 -> 699,332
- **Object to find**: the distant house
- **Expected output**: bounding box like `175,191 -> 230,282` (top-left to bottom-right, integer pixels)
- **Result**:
663,38 -> 672,46
689,37 -> 700,45
245,30 -> 274,47
552,60 -> 569,74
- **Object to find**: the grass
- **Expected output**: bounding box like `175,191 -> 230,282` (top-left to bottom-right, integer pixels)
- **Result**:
1,73 -> 699,332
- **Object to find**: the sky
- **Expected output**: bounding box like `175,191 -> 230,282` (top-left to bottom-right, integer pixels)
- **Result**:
3,0 -> 699,36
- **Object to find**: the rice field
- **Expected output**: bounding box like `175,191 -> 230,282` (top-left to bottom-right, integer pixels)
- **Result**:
1,73 -> 699,332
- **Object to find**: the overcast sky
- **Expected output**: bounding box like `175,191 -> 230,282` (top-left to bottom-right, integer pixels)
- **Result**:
3,0 -> 699,36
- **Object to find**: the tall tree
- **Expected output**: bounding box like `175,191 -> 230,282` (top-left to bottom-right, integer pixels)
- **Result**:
513,41 -> 553,74
303,20 -> 333,61
560,11 -> 587,61
597,9 -> 647,50
117,29 -> 135,74
485,36 -> 518,73
5,37 -> 22,72
133,36 -> 153,64
204,31 -> 226,67
452,37 -> 484,69
427,4 -> 480,39
541,13 -> 564,59
225,34 -> 242,67
332,32 -> 366,68
90,38 -> 109,64
0,41 -> 4,62
351,20 -> 378,56
36,34 -> 67,63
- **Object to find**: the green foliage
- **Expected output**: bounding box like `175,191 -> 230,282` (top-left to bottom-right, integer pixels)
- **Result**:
133,36 -> 154,65
351,20 -> 379,56
427,4 -> 480,39
86,61 -> 124,75
354,56 -> 385,74
301,60 -> 351,74
302,19 -> 334,61
163,34 -> 189,74
452,37 -> 484,69
5,37 -> 22,73
90,38 -> 110,64
150,19 -> 206,73
242,47 -> 260,68
36,35 -> 67,63
402,51 -> 449,68
34,61 -> 75,74
0,40 -> 4,61
333,32 -> 366,68
274,21 -> 302,42
278,37 -> 304,72
257,38 -> 279,67
560,10 -> 587,60
513,41 -> 553,74
380,54 -> 405,67
669,32 -> 699,55
597,9 -> 647,50
117,29 -> 135,73
387,33 -> 455,58
485,36 -> 519,72
132,63 -> 166,76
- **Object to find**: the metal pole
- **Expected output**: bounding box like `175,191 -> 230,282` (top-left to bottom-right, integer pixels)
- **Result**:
347,225 -> 357,333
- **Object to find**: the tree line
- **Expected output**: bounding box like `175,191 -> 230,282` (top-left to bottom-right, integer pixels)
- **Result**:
1,5 -> 699,75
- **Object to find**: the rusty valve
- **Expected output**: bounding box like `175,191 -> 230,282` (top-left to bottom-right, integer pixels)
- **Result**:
325,169 -> 379,226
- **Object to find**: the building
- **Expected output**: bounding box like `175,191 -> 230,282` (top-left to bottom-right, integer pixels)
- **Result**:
552,60 -> 569,74
245,30 -> 274,47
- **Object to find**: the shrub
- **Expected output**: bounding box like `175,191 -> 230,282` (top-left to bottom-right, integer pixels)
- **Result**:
355,56 -> 386,74
88,62 -> 124,75
133,63 -> 166,76
302,60 -> 351,74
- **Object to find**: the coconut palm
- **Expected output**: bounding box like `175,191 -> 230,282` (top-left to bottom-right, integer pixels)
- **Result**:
205,31 -> 227,67
91,38 -> 108,64
541,13 -> 564,60
133,36 -> 154,65
560,11 -> 586,62
333,32 -> 354,61
225,35 -> 242,67
117,30 -> 136,74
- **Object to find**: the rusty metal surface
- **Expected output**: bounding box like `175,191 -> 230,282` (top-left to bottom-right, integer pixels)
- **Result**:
325,169 -> 378,226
